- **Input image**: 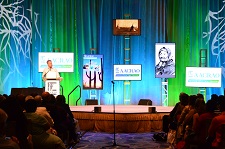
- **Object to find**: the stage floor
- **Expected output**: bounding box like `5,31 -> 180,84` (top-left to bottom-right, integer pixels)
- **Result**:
70,105 -> 173,113
71,105 -> 173,133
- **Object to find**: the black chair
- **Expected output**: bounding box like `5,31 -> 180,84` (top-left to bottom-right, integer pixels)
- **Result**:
85,99 -> 98,105
138,99 -> 152,105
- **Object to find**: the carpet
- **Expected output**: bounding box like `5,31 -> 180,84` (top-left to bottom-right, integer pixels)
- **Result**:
73,132 -> 171,149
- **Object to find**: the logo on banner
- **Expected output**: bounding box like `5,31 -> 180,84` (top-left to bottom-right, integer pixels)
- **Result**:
115,67 -> 141,77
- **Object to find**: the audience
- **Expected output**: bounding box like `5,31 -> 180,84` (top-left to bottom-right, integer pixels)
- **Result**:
0,91 -> 81,148
24,99 -> 66,149
167,93 -> 225,149
2,90 -> 225,149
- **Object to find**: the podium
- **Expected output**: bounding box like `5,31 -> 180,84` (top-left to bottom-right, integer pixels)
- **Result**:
43,71 -> 62,96
45,79 -> 60,96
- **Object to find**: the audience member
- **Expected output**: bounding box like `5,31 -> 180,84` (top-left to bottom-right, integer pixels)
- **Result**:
183,98 -> 205,135
208,95 -> 225,149
34,95 -> 54,127
25,95 -> 34,102
184,98 -> 206,148
16,94 -> 26,111
56,95 -> 74,120
191,99 -> 217,146
0,94 -> 6,103
176,95 -> 197,141
41,92 -> 73,143
196,93 -> 204,100
0,95 -> 31,148
24,99 -> 66,149
0,108 -> 20,149
56,95 -> 79,142
169,92 -> 189,130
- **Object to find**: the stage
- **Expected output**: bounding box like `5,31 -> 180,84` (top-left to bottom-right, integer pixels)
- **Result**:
71,105 -> 173,133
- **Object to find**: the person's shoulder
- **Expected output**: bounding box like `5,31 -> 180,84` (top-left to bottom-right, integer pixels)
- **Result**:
199,112 -> 214,120
0,138 -> 20,149
36,107 -> 47,112
211,114 -> 223,122
43,67 -> 49,71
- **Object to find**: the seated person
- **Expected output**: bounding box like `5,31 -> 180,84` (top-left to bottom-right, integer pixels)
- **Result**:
0,108 -> 20,149
192,99 -> 217,145
169,92 -> 189,130
56,95 -> 80,142
24,99 -> 66,149
42,92 -> 74,143
184,98 -> 206,148
176,95 -> 197,141
184,98 -> 206,136
208,96 -> 225,149
34,95 -> 54,127
0,95 -> 31,148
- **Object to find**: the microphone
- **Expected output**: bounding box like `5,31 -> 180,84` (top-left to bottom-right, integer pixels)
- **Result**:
111,81 -> 115,84
44,68 -> 51,77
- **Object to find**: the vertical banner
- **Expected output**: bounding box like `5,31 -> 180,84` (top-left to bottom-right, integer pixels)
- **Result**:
83,55 -> 103,89
155,43 -> 176,78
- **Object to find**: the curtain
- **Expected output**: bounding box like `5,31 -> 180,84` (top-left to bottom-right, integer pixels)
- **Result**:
167,0 -> 225,105
0,0 -> 224,106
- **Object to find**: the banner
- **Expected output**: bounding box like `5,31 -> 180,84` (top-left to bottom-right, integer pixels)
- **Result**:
38,52 -> 74,72
186,67 -> 222,87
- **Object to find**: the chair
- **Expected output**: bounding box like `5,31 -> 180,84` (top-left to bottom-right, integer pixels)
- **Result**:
85,99 -> 98,105
138,99 -> 152,105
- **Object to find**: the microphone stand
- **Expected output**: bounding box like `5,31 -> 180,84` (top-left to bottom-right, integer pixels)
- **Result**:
101,81 -> 129,148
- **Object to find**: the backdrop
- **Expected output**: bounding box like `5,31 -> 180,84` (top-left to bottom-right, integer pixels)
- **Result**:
0,0 -> 224,106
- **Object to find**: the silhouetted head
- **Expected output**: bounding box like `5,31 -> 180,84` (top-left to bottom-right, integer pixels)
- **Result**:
179,92 -> 189,106
0,95 -> 6,104
49,94 -> 56,104
206,100 -> 217,112
195,98 -> 206,114
25,95 -> 34,102
197,93 -> 204,100
41,92 -> 50,105
188,95 -> 198,106
0,108 -> 8,135
24,99 -> 37,113
56,95 -> 66,105
219,95 -> 225,112
34,95 -> 42,106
